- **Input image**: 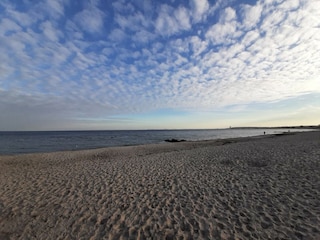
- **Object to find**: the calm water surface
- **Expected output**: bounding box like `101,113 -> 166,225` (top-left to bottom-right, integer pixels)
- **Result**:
0,129 -> 312,155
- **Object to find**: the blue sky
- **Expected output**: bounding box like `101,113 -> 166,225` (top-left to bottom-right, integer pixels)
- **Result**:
0,0 -> 319,130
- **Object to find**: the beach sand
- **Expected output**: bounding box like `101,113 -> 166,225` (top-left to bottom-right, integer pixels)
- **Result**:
0,131 -> 319,239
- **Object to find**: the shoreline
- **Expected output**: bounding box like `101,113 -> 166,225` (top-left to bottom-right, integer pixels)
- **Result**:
1,131 -> 319,239
1,128 -> 316,156
0,130 -> 314,157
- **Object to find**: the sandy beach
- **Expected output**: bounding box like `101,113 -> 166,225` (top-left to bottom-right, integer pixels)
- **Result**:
0,131 -> 319,239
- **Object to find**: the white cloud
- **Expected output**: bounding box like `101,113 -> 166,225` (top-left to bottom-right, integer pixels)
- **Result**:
174,6 -> 191,30
112,9 -> 158,45
173,54 -> 188,66
74,7 -> 105,33
155,4 -> 191,36
222,7 -> 237,22
155,11 -> 175,36
40,21 -> 62,42
295,0 -> 320,28
241,30 -> 260,48
240,4 -> 262,29
115,12 -> 151,32
189,36 -> 208,57
0,18 -> 22,36
112,0 -> 135,14
206,7 -> 238,45
260,8 -> 287,31
65,20 -> 84,40
190,0 -> 210,23
2,1 -> 42,28
132,30 -> 155,43
164,0 -> 320,109
44,0 -> 66,19
169,38 -> 190,53
278,0 -> 300,11
109,28 -> 126,42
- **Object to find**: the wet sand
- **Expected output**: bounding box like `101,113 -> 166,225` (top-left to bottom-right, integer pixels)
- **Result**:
0,131 -> 319,239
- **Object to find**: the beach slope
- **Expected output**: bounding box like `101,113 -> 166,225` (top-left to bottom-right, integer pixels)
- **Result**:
0,131 -> 319,239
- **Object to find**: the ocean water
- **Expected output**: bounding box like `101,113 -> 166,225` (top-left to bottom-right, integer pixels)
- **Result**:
0,128 -> 312,155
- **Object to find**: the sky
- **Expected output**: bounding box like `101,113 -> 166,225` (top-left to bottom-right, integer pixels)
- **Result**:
0,0 -> 320,131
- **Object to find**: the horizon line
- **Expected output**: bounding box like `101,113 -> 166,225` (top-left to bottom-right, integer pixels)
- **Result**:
0,125 -> 319,132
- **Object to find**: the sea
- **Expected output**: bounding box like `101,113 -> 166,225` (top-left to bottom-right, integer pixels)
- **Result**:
0,128 -> 313,155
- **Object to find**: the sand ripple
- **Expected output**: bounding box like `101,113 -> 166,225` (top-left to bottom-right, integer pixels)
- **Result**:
0,131 -> 320,239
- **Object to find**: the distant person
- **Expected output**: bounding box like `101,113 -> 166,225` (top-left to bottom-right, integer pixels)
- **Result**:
264,131 -> 266,135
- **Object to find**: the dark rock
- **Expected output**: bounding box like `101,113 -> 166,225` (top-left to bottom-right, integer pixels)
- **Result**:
164,139 -> 186,143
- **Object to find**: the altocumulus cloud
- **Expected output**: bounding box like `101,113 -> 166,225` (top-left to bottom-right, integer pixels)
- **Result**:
0,0 -> 320,130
